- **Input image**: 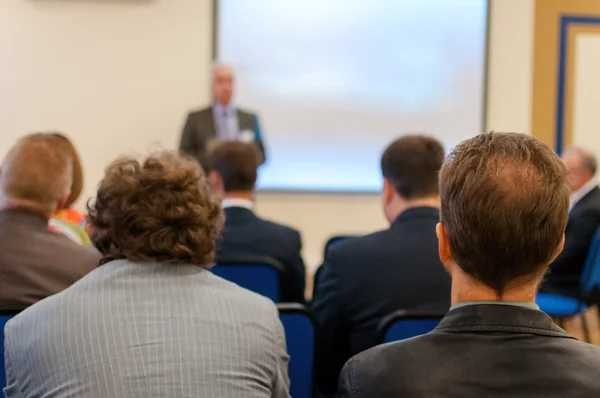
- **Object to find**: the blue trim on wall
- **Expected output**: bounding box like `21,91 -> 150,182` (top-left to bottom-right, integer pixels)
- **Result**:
556,16 -> 600,155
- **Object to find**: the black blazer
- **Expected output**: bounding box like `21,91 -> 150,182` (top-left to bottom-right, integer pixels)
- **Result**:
216,207 -> 306,303
179,106 -> 266,169
339,304 -> 600,398
311,207 -> 450,395
545,186 -> 600,295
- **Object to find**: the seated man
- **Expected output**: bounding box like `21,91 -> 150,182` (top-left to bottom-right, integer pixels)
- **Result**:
544,147 -> 600,295
4,151 -> 290,397
312,135 -> 451,395
209,141 -> 306,303
0,133 -> 100,310
338,132 -> 600,398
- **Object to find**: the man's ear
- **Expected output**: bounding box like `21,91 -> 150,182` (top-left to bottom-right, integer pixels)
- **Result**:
436,222 -> 454,273
209,170 -> 223,193
548,234 -> 566,264
56,191 -> 70,212
382,178 -> 394,205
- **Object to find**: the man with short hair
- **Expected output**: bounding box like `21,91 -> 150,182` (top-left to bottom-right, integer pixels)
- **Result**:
544,147 -> 600,295
0,133 -> 100,310
180,64 -> 266,169
209,141 -> 306,303
312,135 -> 451,396
338,132 -> 600,398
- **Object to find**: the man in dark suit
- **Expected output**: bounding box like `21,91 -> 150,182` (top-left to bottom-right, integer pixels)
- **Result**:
338,132 -> 600,398
209,141 -> 306,303
180,64 -> 266,170
544,147 -> 600,296
312,135 -> 451,396
0,134 -> 100,310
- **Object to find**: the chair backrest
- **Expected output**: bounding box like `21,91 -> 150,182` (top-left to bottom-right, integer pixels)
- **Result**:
323,235 -> 357,258
278,304 -> 315,398
212,257 -> 283,302
0,311 -> 20,391
377,310 -> 444,344
581,228 -> 600,296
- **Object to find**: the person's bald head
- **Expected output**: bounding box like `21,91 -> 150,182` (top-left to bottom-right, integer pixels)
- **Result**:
562,147 -> 597,191
212,63 -> 234,106
0,133 -> 73,216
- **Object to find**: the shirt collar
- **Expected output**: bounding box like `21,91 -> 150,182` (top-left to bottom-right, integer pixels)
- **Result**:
221,198 -> 253,210
450,300 -> 540,312
570,179 -> 598,210
212,102 -> 235,115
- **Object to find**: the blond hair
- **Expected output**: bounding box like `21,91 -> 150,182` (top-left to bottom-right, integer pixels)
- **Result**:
1,133 -> 73,214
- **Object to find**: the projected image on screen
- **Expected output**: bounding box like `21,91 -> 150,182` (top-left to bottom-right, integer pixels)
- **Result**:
218,0 -> 487,191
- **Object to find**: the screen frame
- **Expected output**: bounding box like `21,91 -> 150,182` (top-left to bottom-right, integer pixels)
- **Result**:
211,0 -> 491,194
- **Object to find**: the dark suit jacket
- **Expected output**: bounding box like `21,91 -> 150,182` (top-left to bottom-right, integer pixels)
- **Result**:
545,186 -> 600,296
0,209 -> 101,310
216,206 -> 306,303
339,304 -> 600,398
179,106 -> 266,169
311,207 -> 451,395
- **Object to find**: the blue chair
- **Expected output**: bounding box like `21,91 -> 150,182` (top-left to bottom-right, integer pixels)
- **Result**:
377,310 -> 444,344
278,304 -> 315,398
0,311 -> 19,391
212,257 -> 283,302
323,235 -> 357,258
536,228 -> 600,342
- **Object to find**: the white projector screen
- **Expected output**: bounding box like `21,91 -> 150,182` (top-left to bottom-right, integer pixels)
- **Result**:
217,0 -> 488,192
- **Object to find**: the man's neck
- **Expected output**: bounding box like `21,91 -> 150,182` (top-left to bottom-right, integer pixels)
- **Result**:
387,196 -> 440,223
450,265 -> 539,305
0,198 -> 51,221
224,191 -> 252,200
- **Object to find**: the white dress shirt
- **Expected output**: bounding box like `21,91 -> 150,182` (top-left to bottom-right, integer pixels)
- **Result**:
570,179 -> 598,210
221,198 -> 254,210
212,103 -> 239,141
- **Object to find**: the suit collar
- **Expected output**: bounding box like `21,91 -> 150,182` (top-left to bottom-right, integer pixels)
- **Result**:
392,206 -> 439,226
223,206 -> 256,223
434,303 -> 573,339
570,181 -> 598,210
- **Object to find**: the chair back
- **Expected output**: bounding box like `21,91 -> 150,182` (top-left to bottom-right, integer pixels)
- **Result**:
378,310 -> 444,344
212,257 -> 282,302
0,311 -> 19,391
323,235 -> 357,258
581,228 -> 600,296
278,304 -> 315,398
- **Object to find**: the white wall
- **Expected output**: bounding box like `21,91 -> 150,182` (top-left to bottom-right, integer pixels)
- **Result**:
0,0 -> 213,201
0,0 -> 535,275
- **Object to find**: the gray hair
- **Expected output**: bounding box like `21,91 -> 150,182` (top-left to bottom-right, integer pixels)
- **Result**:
566,147 -> 597,176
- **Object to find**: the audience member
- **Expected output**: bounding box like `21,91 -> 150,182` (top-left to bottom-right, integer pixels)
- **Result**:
47,132 -> 92,246
4,151 -> 290,397
544,147 -> 600,295
0,134 -> 100,310
180,64 -> 266,170
338,132 -> 600,398
312,135 -> 451,395
209,141 -> 306,303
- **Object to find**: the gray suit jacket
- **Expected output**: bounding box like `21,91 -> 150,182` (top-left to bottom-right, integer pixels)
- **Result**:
4,260 -> 291,398
179,106 -> 266,169
0,209 -> 100,310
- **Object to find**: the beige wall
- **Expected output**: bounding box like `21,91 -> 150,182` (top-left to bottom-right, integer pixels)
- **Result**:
0,0 -> 214,202
0,0 -> 536,272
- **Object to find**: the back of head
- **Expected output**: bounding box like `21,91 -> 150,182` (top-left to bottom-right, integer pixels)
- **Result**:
87,151 -> 223,266
0,133 -> 73,215
209,141 -> 260,193
439,132 -> 570,295
381,135 -> 445,200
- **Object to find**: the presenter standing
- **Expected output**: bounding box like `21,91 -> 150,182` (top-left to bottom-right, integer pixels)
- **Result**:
179,64 -> 266,169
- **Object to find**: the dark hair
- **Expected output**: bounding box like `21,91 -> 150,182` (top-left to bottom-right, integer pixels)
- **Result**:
87,151 -> 223,266
439,132 -> 570,295
209,141 -> 259,192
381,135 -> 445,199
